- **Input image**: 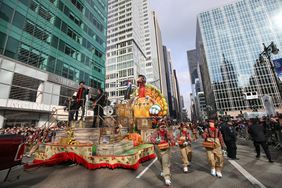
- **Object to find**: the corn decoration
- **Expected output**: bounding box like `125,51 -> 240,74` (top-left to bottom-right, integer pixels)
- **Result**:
66,128 -> 79,145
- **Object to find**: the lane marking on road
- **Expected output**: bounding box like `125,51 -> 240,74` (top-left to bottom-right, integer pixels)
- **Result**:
228,159 -> 266,188
136,157 -> 158,179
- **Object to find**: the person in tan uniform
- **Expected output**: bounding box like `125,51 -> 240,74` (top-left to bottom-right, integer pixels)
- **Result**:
177,122 -> 192,173
202,120 -> 224,178
150,120 -> 175,186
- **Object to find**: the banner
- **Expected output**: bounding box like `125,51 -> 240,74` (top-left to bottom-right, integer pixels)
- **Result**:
273,58 -> 282,81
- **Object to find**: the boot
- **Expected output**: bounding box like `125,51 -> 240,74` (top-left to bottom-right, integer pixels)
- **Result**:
216,171 -> 222,178
211,168 -> 216,176
165,179 -> 171,186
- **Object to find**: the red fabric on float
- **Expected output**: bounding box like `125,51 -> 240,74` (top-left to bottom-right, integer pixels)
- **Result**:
31,152 -> 156,170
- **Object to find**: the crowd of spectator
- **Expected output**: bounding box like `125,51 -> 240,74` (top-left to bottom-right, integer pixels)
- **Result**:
0,124 -> 67,157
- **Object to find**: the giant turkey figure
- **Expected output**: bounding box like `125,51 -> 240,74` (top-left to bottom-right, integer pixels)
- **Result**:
132,75 -> 168,118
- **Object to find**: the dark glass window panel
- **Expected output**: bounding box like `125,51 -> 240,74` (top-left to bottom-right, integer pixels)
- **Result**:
38,6 -> 52,21
0,3 -> 13,22
79,70 -> 84,82
47,56 -> 56,73
58,39 -> 65,52
71,0 -> 83,12
51,35 -> 58,48
58,0 -> 64,11
5,37 -> 19,58
30,0 -> 38,11
55,59 -> 63,75
85,56 -> 90,66
19,0 -> 31,7
12,12 -> 25,29
62,66 -> 68,79
0,31 -> 7,54
54,17 -> 61,29
61,21 -> 67,33
63,5 -> 70,16
68,68 -> 74,80
95,49 -> 102,58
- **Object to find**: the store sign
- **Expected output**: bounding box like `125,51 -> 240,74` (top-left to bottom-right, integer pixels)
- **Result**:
48,73 -> 77,89
0,99 -> 56,112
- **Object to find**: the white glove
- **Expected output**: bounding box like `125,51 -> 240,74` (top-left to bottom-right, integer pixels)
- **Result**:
156,137 -> 161,144
175,142 -> 179,146
183,142 -> 188,146
149,104 -> 161,115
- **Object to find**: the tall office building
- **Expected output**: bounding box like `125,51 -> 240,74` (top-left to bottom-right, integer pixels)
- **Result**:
163,46 -> 174,116
172,69 -> 181,120
0,0 -> 108,127
197,0 -> 282,115
187,49 -> 198,85
105,0 -> 166,103
151,11 -> 168,99
106,0 -> 146,102
187,49 -> 207,120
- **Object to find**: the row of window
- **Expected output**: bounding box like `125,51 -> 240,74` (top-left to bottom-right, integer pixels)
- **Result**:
0,32 -> 103,87
0,2 -> 105,65
57,0 -> 104,33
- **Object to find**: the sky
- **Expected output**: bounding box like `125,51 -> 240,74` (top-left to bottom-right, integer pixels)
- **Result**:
149,0 -> 234,116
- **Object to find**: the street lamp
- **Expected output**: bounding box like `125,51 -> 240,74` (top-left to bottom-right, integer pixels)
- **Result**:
258,42 -> 281,100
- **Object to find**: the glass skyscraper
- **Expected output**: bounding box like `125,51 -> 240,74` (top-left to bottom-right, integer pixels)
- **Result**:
0,0 -> 107,88
197,0 -> 282,114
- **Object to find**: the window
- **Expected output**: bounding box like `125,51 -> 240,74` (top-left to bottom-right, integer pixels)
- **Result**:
12,12 -> 25,29
71,0 -> 83,12
95,49 -> 103,58
0,3 -> 14,22
4,37 -> 19,58
38,6 -> 52,21
9,73 -> 42,102
64,45 -> 76,58
0,32 -> 7,54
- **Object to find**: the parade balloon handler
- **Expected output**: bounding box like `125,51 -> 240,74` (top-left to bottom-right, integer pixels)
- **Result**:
202,120 -> 225,178
176,122 -> 192,173
150,120 -> 175,186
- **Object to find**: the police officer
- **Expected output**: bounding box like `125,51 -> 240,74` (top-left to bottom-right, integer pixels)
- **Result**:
221,121 -> 238,160
248,118 -> 274,163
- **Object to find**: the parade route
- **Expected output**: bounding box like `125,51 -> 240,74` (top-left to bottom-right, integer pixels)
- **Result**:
2,141 -> 281,188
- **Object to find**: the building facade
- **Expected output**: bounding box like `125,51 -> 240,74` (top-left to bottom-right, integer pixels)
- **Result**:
105,0 -> 166,103
171,69 -> 181,120
105,0 -> 146,102
163,46 -> 174,116
187,49 -> 198,85
197,0 -> 282,115
0,0 -> 108,127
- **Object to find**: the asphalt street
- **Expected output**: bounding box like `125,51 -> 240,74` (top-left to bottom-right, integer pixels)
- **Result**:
2,140 -> 282,188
